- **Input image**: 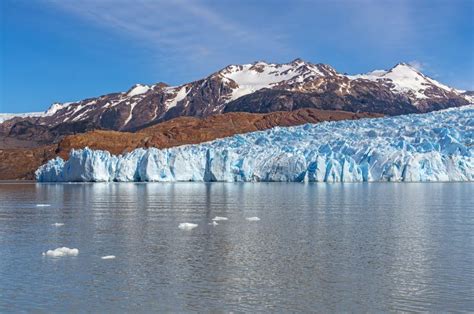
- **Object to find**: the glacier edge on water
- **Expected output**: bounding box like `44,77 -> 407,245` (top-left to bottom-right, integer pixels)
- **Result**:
36,106 -> 474,182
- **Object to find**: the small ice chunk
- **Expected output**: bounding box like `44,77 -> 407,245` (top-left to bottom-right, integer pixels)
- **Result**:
209,221 -> 219,226
178,223 -> 198,230
52,223 -> 64,227
212,216 -> 228,221
42,247 -> 79,257
101,255 -> 116,260
36,204 -> 51,207
246,217 -> 260,221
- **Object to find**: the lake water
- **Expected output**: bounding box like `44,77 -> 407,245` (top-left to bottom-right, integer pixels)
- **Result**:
0,182 -> 473,312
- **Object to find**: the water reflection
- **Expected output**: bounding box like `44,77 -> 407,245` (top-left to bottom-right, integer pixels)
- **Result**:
0,182 -> 473,311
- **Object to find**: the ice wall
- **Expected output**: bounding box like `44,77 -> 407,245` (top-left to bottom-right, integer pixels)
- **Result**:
36,106 -> 474,182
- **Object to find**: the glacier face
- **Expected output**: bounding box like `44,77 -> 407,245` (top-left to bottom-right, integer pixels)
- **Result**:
36,106 -> 474,182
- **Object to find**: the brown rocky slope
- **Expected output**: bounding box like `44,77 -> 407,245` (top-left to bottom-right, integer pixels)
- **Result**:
0,109 -> 381,180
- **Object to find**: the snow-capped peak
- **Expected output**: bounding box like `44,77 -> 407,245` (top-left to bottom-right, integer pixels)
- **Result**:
0,102 -> 71,123
290,57 -> 304,63
383,63 -> 431,98
386,63 -> 456,96
217,58 -> 332,101
127,84 -> 150,97
385,62 -> 425,80
44,102 -> 71,116
349,63 -> 421,80
390,62 -> 418,70
349,62 -> 456,101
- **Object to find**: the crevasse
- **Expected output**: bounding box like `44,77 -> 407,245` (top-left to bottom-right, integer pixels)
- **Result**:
36,106 -> 474,182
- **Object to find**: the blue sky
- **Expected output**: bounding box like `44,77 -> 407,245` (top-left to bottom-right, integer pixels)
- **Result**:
1,0 -> 473,113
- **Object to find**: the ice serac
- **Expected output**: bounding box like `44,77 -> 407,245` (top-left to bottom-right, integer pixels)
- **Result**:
36,106 -> 474,182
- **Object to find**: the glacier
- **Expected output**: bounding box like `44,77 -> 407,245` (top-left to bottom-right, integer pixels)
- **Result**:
36,106 -> 474,182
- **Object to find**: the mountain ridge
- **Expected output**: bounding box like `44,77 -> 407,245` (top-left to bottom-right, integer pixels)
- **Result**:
0,59 -> 471,145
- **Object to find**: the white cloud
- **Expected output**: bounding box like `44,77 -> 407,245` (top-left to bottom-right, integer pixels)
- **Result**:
408,60 -> 425,71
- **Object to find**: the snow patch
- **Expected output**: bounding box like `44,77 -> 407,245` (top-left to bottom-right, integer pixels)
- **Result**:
71,108 -> 93,122
124,101 -> 138,126
127,84 -> 150,97
164,85 -> 188,110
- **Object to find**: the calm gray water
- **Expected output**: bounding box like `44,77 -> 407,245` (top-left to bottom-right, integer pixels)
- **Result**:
0,182 -> 473,312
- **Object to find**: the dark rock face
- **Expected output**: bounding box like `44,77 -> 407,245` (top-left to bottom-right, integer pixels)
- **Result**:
8,120 -> 52,141
0,59 -> 471,147
223,88 -> 419,116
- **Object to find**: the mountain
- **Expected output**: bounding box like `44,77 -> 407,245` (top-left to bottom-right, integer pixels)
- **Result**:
1,59 -> 471,145
347,63 -> 471,112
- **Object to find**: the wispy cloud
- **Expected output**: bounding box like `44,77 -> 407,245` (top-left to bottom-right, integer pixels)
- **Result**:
40,0 -> 473,89
46,0 -> 291,72
408,60 -> 425,71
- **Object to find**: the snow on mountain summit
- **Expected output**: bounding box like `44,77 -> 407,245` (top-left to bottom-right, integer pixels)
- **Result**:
349,62 -> 458,103
127,84 -> 151,97
44,102 -> 73,116
1,59 -> 471,135
0,102 -> 73,123
217,59 -> 333,101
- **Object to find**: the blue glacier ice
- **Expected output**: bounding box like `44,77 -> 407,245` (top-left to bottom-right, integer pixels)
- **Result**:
36,106 -> 474,182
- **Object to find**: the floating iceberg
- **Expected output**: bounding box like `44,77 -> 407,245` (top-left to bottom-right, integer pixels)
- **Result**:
51,223 -> 64,227
178,223 -> 198,230
36,106 -> 474,182
42,247 -> 79,257
246,217 -> 261,221
101,255 -> 116,260
212,216 -> 229,221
